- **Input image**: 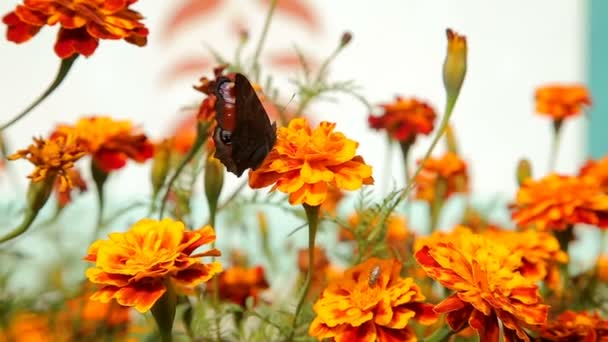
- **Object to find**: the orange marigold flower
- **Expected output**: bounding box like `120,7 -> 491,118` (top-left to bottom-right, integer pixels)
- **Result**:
170,113 -> 198,155
84,218 -> 222,313
415,228 -> 548,341
207,265 -> 269,306
597,254 -> 608,282
320,184 -> 345,217
59,285 -> 131,338
580,155 -> 608,192
249,117 -> 373,206
415,152 -> 468,202
535,84 -> 591,120
309,258 -> 437,342
3,0 -> 148,58
0,312 -> 49,342
53,116 -> 154,172
368,97 -> 437,143
511,173 -> 608,231
8,134 -> 85,191
297,247 -> 343,301
538,310 -> 608,341
55,168 -> 87,207
483,228 -> 568,292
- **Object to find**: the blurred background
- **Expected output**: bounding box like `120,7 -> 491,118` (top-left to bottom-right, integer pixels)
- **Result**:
0,0 -> 606,289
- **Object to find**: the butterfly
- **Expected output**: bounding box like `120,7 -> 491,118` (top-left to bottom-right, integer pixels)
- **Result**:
212,73 -> 277,177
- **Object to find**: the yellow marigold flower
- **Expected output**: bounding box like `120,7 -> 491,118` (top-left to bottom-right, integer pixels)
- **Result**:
8,134 -> 85,191
249,118 -> 373,206
415,152 -> 468,202
580,155 -> 608,192
535,84 -> 591,120
415,229 -> 548,341
511,173 -> 608,231
443,29 -> 467,99
309,258 -> 437,342
483,228 -> 568,292
84,218 -> 222,313
53,116 -> 154,172
538,310 -> 608,341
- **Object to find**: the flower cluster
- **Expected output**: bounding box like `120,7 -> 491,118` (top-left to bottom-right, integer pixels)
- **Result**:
368,97 -> 436,143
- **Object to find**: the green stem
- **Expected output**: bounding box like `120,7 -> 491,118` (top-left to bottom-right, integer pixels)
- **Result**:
548,119 -> 563,172
399,139 -> 413,189
0,55 -> 78,131
0,177 -> 54,244
250,0 -> 278,78
429,178 -> 447,233
289,204 -> 320,339
151,280 -> 177,342
159,122 -> 208,219
425,326 -> 456,342
0,207 -> 39,244
91,161 -> 109,240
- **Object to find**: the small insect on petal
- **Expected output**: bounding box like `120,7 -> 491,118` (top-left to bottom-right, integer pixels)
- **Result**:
368,264 -> 381,287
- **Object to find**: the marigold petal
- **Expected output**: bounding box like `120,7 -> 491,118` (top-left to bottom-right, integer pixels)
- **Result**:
376,326 -> 417,342
445,304 -> 474,332
55,27 -> 99,58
406,302 -> 438,325
469,310 -> 499,342
434,293 -> 467,313
335,321 -> 376,342
288,182 -> 327,206
172,261 -> 222,287
112,279 -> 166,313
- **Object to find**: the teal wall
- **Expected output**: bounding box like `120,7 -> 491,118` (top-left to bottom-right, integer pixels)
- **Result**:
590,0 -> 608,157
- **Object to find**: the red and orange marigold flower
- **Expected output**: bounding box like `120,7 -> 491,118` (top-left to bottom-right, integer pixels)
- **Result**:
415,152 -> 468,203
535,84 -> 591,120
538,310 -> 608,341
580,155 -> 608,192
249,117 -> 373,206
415,228 -> 548,341
84,218 -> 222,313
309,257 -> 437,342
3,0 -> 148,58
207,265 -> 270,306
8,133 -> 86,191
511,173 -> 608,231
53,116 -> 154,172
368,97 -> 436,143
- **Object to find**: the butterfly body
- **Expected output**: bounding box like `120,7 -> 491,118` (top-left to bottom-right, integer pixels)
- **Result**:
213,73 -> 277,177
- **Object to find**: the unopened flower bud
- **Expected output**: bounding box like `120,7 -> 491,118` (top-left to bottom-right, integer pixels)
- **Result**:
204,153 -> 224,218
340,31 -> 353,47
443,29 -> 467,101
516,158 -> 533,186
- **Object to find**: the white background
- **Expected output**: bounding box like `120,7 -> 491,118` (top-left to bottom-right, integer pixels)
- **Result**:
0,0 -> 587,197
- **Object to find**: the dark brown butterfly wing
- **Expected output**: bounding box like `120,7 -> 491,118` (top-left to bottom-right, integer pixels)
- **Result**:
230,73 -> 277,176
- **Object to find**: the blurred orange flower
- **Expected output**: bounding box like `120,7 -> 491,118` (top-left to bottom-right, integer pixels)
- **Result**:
8,134 -> 85,191
55,168 -> 87,207
415,229 -> 548,341
580,155 -> 608,192
597,254 -> 608,282
320,185 -> 345,217
415,152 -> 468,202
483,228 -> 568,291
3,0 -> 148,58
511,174 -> 608,231
0,312 -> 51,342
538,311 -> 608,341
249,118 -> 373,206
84,218 -> 222,312
535,84 -> 591,120
170,113 -> 198,155
309,258 -> 437,342
368,97 -> 436,143
207,266 -> 269,306
60,285 -> 131,338
297,247 -> 343,301
53,116 -> 154,172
